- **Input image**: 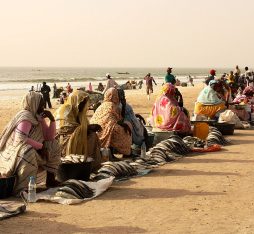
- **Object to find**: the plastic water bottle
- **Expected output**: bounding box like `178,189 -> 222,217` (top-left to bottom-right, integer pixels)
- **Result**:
141,142 -> 146,157
28,176 -> 36,203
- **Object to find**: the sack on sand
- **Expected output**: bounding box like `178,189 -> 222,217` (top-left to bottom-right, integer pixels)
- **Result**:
218,110 -> 244,129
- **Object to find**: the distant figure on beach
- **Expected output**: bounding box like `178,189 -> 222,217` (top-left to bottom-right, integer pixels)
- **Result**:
175,79 -> 181,86
59,91 -> 67,104
188,75 -> 194,86
30,85 -> 35,92
66,83 -> 72,94
144,73 -> 157,100
234,65 -> 241,76
41,82 -> 52,108
205,69 -> 216,85
165,67 -> 176,85
53,83 -> 57,98
88,82 -> 93,91
97,82 -> 104,92
137,80 -> 143,89
227,71 -> 235,84
102,73 -> 118,94
244,66 -> 250,77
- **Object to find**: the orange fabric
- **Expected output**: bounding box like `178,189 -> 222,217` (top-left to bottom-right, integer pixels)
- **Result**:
194,102 -> 226,118
191,144 -> 221,152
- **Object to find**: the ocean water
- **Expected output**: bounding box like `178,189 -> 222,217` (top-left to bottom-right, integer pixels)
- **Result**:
0,67 -> 231,91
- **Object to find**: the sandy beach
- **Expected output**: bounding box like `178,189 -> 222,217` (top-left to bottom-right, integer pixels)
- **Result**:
1,84 -> 254,234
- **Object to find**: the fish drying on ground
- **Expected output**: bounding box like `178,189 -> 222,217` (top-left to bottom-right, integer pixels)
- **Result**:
183,136 -> 206,148
55,179 -> 95,199
207,127 -> 230,146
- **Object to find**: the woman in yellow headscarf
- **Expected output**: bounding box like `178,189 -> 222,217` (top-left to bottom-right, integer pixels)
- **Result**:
54,90 -> 102,172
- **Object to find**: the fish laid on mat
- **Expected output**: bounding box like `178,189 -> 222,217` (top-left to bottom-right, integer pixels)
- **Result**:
183,136 -> 206,148
55,179 -> 95,199
97,161 -> 138,178
207,127 -> 229,146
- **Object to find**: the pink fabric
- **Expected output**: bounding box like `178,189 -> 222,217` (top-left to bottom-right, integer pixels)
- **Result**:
88,83 -> 93,91
16,119 -> 56,150
40,119 -> 56,141
150,83 -> 191,133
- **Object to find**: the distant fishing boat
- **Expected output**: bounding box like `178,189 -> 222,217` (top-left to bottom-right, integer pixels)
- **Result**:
117,72 -> 130,75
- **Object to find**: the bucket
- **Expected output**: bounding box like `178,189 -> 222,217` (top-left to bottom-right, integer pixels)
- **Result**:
212,123 -> 235,135
0,176 -> 16,199
193,122 -> 209,140
56,162 -> 92,182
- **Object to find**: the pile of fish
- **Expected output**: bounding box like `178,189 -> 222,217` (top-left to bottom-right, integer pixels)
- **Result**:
55,179 -> 95,199
93,161 -> 138,180
61,154 -> 86,163
146,135 -> 191,164
91,131 -> 230,181
183,136 -> 206,149
207,127 -> 229,146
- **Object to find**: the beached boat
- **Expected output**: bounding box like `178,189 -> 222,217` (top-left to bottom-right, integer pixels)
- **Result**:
117,72 -> 130,75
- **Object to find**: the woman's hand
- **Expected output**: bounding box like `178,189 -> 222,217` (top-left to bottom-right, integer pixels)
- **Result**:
37,142 -> 49,160
40,110 -> 55,122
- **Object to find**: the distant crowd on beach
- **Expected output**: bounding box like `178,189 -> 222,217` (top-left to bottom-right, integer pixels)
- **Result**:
2,63 -> 254,197
28,65 -> 253,110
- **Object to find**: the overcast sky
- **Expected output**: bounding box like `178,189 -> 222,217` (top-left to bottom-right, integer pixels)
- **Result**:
0,0 -> 253,68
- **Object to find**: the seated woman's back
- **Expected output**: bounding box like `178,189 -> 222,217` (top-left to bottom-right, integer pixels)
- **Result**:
149,83 -> 191,133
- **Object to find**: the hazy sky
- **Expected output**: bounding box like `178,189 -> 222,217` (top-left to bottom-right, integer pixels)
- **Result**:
0,0 -> 254,67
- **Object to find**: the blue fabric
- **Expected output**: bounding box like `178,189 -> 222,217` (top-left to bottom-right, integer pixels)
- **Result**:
197,82 -> 223,105
124,104 -> 145,146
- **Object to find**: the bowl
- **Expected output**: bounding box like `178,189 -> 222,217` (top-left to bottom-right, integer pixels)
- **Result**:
56,162 -> 92,182
212,122 -> 235,135
0,176 -> 16,199
153,131 -> 175,145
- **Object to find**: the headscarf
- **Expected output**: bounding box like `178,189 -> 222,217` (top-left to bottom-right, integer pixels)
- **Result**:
156,83 -> 178,106
55,90 -> 89,156
210,69 -> 216,76
149,84 -> 191,133
90,88 -> 121,147
0,92 -> 42,150
197,80 -> 224,105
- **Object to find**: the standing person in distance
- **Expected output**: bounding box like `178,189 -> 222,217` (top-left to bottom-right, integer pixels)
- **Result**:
165,67 -> 176,85
205,69 -> 216,86
53,83 -> 57,98
234,65 -> 241,76
102,73 -> 118,94
41,82 -> 52,109
144,73 -> 157,100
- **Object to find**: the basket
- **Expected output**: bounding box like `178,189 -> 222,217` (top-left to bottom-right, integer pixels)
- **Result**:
0,176 -> 16,199
213,123 -> 235,135
56,162 -> 92,182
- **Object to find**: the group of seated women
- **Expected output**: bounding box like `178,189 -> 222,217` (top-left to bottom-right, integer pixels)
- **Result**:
1,78 -> 240,194
0,87 -> 148,194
